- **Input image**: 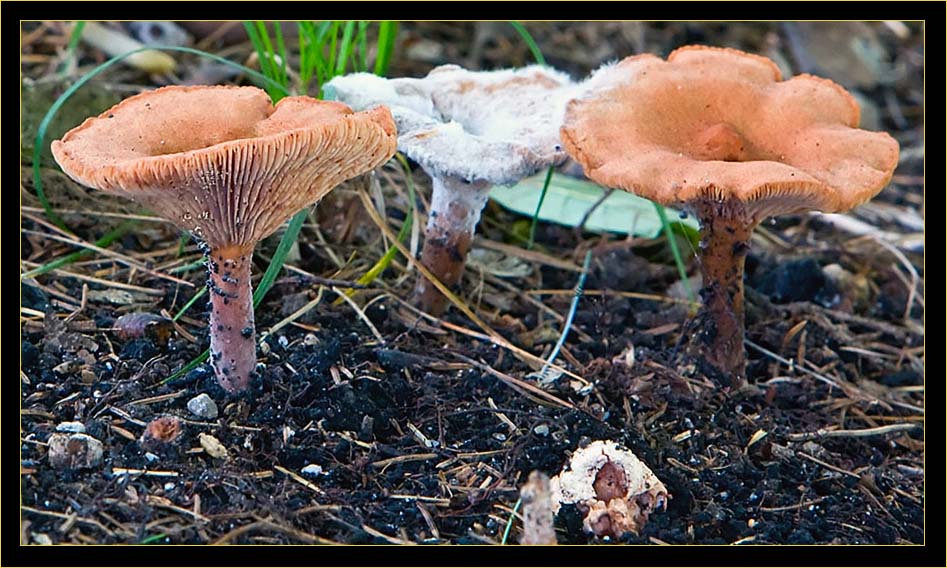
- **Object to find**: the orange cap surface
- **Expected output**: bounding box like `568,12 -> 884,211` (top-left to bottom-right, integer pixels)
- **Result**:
53,85 -> 397,247
562,46 -> 900,220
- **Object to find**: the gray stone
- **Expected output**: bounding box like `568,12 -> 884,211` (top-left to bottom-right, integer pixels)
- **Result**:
47,433 -> 104,470
187,393 -> 218,419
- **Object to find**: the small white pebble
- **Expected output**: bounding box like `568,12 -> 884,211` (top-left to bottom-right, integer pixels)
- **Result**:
198,433 -> 229,459
187,393 -> 218,420
534,424 -> 550,436
145,452 -> 159,462
493,432 -> 507,442
278,335 -> 289,349
55,421 -> 86,433
163,482 -> 175,491
301,464 -> 324,477
47,433 -> 104,470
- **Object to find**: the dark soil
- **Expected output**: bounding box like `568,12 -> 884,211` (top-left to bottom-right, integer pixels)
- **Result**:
20,21 -> 924,546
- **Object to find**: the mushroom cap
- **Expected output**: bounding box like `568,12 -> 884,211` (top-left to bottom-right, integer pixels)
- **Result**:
52,85 -> 397,248
325,65 -> 577,185
561,46 -> 900,221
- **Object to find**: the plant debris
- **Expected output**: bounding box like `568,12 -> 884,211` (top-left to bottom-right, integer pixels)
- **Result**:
20,21 -> 924,545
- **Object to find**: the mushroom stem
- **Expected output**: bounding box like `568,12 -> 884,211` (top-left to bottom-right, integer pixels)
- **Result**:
413,175 -> 492,315
206,243 -> 256,393
693,199 -> 755,388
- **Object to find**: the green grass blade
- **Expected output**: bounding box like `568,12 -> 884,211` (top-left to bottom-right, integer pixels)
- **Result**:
57,21 -> 87,77
373,21 -> 398,76
253,209 -> 308,307
243,23 -> 273,87
337,155 -> 416,301
527,166 -> 555,249
335,21 -> 356,76
173,287 -> 207,321
511,20 -> 548,250
251,21 -> 289,99
356,21 -> 369,72
509,22 -> 545,65
500,498 -> 523,545
313,21 -> 333,46
362,202 -> 413,281
342,191 -> 412,296
66,21 -> 86,52
160,348 -> 209,385
327,22 -> 340,76
272,22 -> 290,91
20,221 -> 133,280
139,533 -> 167,545
298,21 -> 315,92
654,202 -> 695,304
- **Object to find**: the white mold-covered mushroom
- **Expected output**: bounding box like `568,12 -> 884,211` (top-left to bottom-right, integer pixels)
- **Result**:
325,65 -> 577,315
550,440 -> 669,539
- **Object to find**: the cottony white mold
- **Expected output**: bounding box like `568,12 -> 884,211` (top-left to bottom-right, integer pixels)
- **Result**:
325,65 -> 578,185
328,65 -> 581,315
550,440 -> 669,538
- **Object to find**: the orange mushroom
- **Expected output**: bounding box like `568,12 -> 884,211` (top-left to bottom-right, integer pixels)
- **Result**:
53,85 -> 396,393
562,46 -> 899,388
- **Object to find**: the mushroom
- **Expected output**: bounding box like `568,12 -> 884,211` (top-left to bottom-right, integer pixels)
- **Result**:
52,85 -> 396,392
325,65 -> 577,315
561,46 -> 899,388
549,440 -> 668,539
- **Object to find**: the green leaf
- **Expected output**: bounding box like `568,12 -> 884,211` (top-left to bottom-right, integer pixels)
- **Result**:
489,173 -> 699,238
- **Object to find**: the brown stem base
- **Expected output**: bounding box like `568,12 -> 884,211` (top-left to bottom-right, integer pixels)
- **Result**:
206,244 -> 256,393
413,176 -> 491,316
692,199 -> 755,390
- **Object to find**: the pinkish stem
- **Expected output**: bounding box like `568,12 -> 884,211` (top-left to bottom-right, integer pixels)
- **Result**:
413,175 -> 492,316
206,244 -> 256,393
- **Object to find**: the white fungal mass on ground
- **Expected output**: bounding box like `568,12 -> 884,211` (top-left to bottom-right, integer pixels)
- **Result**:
550,440 -> 668,538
